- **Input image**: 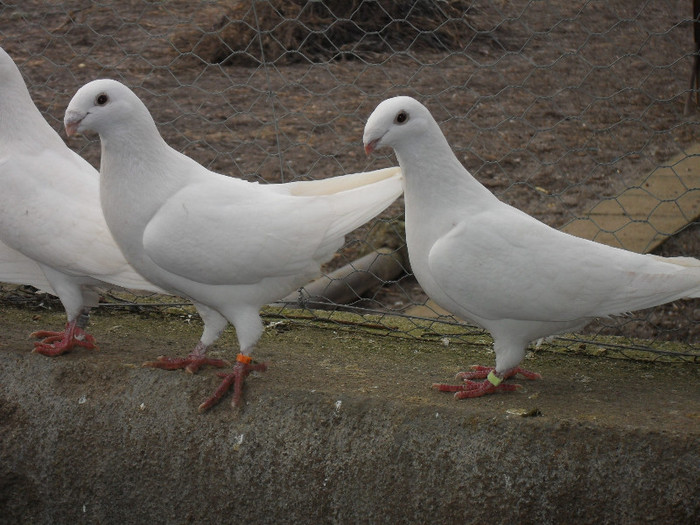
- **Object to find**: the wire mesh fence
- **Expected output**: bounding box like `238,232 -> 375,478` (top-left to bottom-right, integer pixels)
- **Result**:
0,0 -> 698,360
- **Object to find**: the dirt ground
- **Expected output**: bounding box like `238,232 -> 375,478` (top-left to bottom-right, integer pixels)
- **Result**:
2,0 -> 697,219
1,306 -> 699,523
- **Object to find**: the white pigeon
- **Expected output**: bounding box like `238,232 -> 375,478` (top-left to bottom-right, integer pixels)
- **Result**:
0,46 -> 165,356
64,79 -> 403,411
363,96 -> 700,398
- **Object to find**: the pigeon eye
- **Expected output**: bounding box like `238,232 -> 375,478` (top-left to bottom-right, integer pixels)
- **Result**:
394,110 -> 409,125
96,94 -> 109,106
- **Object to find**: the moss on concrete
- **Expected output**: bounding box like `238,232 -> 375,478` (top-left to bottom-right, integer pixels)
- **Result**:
1,304 -> 699,523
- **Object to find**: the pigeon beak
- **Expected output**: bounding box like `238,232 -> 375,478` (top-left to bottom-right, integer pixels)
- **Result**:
64,111 -> 84,137
364,137 -> 380,156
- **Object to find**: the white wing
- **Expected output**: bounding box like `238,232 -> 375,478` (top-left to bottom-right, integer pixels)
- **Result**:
428,202 -> 700,323
0,147 -> 163,293
143,167 -> 402,286
0,238 -> 54,293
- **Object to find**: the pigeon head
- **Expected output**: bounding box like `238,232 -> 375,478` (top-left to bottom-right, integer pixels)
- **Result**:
64,79 -> 154,139
363,96 -> 434,156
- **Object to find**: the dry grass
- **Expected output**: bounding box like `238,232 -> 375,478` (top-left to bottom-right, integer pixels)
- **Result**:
172,0 -> 479,65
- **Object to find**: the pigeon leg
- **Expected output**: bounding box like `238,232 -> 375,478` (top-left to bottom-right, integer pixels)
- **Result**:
432,365 -> 541,399
142,341 -> 230,374
32,311 -> 97,356
198,353 -> 268,412
455,365 -> 542,382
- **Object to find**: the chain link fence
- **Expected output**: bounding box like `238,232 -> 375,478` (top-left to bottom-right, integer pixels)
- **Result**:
1,0 -> 698,360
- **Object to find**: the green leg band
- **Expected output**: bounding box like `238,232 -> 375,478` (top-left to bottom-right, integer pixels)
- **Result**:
487,370 -> 503,387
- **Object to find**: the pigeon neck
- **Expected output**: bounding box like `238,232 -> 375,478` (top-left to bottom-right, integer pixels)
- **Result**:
98,128 -> 182,251
97,121 -> 181,220
97,110 -> 175,177
395,133 -> 493,204
100,106 -> 164,150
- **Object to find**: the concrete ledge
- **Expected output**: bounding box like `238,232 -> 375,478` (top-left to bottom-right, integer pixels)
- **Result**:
1,306 -> 699,523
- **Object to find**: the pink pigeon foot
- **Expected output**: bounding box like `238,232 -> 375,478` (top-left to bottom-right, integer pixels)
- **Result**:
31,322 -> 97,356
433,378 -> 521,398
198,353 -> 268,412
142,340 -> 230,373
433,365 -> 541,399
142,353 -> 230,374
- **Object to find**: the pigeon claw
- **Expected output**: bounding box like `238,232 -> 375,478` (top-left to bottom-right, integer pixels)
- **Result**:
433,365 -> 540,400
198,359 -> 268,412
454,381 -> 521,399
432,379 -> 521,398
142,354 -> 230,374
31,323 -> 97,356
